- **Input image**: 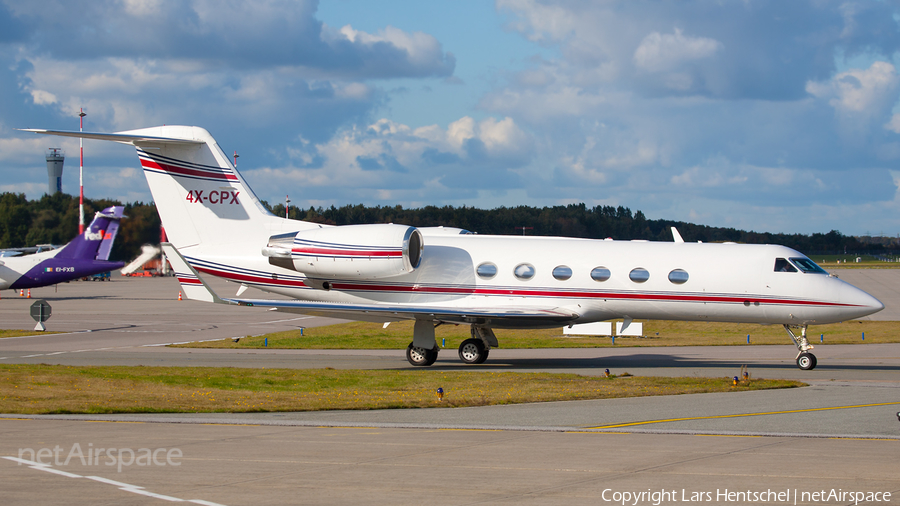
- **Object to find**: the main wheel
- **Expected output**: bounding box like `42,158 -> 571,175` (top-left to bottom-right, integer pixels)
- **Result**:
458,338 -> 488,364
406,342 -> 438,367
796,352 -> 817,370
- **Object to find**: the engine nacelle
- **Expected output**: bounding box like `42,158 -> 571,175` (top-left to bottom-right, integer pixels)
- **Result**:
262,224 -> 423,280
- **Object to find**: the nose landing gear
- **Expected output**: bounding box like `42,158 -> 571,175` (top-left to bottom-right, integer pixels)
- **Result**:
784,324 -> 817,370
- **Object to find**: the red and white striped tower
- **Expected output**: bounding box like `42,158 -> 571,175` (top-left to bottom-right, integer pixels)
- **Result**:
78,108 -> 86,234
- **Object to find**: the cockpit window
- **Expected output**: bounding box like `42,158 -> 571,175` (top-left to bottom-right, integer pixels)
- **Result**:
790,257 -> 828,274
774,258 -> 797,272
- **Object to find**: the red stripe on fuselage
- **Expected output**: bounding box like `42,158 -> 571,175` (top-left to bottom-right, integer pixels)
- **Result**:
141,159 -> 238,181
194,266 -> 307,288
328,282 -> 856,308
190,263 -> 857,308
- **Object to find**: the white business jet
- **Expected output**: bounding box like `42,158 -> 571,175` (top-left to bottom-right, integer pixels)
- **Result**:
23,126 -> 884,370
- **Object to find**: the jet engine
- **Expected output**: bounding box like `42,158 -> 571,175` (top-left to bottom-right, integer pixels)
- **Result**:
262,224 -> 423,280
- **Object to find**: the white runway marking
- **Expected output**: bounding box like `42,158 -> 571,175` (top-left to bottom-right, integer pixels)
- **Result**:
13,344 -> 154,359
2,457 -> 227,505
255,316 -> 314,324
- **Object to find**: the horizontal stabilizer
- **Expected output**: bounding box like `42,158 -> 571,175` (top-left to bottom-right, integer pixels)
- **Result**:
162,243 -> 228,304
20,129 -> 204,146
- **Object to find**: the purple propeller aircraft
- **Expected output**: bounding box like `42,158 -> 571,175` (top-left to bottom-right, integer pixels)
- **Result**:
0,206 -> 126,290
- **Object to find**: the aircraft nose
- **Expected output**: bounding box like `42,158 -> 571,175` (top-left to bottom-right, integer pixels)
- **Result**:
841,282 -> 884,318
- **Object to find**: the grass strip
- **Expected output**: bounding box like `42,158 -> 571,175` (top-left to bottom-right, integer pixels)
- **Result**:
0,364 -> 801,414
0,330 -> 58,338
174,319 -> 900,350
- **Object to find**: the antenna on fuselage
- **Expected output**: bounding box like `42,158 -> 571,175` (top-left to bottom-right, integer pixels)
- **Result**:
671,227 -> 685,243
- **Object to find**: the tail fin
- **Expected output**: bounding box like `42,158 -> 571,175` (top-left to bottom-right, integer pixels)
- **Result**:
96,208 -> 122,261
56,206 -> 125,260
22,126 -> 295,256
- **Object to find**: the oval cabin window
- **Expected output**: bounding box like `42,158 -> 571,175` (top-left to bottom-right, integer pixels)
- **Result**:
514,263 -> 535,280
629,267 -> 650,283
668,269 -> 689,284
476,262 -> 497,279
552,265 -> 572,281
590,267 -> 611,282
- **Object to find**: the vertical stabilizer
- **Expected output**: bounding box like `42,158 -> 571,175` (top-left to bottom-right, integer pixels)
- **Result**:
56,206 -> 125,260
122,126 -> 283,252
21,125 -> 302,259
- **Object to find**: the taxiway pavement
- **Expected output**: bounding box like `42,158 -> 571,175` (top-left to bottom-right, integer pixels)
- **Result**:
1,271 -> 899,505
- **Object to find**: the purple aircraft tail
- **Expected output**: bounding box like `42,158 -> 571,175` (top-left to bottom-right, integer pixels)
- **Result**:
56,206 -> 125,261
7,206 -> 127,289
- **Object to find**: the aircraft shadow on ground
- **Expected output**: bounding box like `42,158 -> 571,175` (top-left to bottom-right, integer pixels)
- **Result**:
419,353 -> 900,372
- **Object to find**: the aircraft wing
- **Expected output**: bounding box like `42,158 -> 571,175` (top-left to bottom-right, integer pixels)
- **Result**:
221,298 -> 579,326
162,243 -> 579,326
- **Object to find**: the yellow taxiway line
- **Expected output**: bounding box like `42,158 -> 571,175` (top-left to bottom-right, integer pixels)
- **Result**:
589,401 -> 900,429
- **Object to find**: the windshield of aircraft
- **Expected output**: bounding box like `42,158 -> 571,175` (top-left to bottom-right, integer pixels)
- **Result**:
790,257 -> 828,274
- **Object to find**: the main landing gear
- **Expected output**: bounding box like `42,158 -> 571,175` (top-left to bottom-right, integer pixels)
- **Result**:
784,324 -> 817,370
406,342 -> 438,367
404,322 -> 498,367
458,338 -> 488,364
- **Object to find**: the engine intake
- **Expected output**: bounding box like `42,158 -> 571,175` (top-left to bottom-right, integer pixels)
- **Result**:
263,224 -> 423,279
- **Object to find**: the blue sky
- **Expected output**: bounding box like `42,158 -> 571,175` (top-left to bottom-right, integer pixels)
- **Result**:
2,1 -> 900,236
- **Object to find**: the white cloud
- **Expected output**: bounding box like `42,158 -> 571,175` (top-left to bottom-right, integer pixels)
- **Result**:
806,61 -> 900,120
496,0 -> 577,42
886,114 -> 900,134
446,117 -> 476,149
633,28 -> 722,73
244,115 -> 535,204
29,89 -> 57,105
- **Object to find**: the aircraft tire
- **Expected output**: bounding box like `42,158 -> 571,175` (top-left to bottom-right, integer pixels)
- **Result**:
407,342 -> 438,367
796,352 -> 817,370
458,338 -> 487,364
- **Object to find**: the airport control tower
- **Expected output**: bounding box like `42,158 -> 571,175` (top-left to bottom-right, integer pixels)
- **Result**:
46,148 -> 65,194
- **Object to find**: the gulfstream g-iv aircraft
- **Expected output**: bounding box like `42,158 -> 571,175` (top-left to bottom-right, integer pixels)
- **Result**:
24,126 -> 884,370
0,206 -> 125,290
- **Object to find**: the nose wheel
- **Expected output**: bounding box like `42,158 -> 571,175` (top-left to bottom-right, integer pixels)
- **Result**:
796,352 -> 817,370
784,324 -> 817,370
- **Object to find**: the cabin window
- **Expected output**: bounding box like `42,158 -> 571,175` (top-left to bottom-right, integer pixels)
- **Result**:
668,269 -> 689,284
590,267 -> 611,282
774,258 -> 797,272
476,262 -> 497,279
790,257 -> 828,274
629,267 -> 650,283
514,263 -> 535,280
552,265 -> 572,281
